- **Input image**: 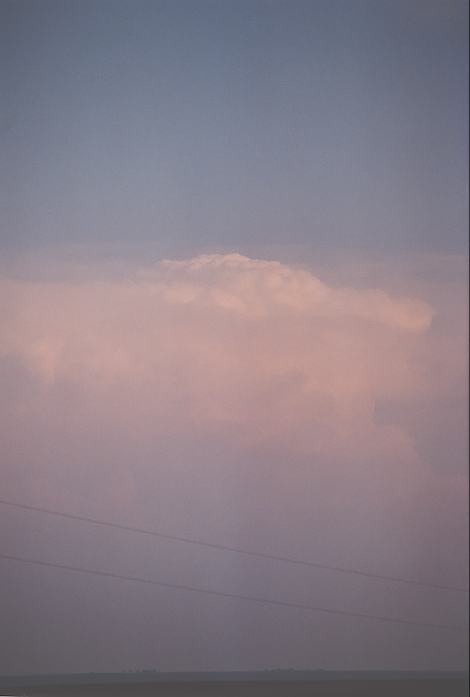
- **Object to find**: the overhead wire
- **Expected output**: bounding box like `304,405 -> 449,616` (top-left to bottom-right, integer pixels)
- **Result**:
0,552 -> 466,631
0,499 -> 466,593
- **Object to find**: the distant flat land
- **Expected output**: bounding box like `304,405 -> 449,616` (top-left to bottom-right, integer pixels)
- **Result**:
2,679 -> 468,697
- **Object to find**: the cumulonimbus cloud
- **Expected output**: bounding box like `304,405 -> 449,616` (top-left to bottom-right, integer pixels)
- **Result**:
148,253 -> 433,330
0,252 -> 467,591
0,253 -> 435,462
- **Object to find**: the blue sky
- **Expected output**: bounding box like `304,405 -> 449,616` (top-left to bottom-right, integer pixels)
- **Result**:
2,0 -> 468,260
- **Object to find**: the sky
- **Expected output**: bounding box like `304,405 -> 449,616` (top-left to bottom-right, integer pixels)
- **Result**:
0,0 -> 468,676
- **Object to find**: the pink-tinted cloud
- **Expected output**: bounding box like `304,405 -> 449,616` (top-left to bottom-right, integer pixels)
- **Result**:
0,253 -> 467,648
1,254 -> 434,456
0,253 -> 466,529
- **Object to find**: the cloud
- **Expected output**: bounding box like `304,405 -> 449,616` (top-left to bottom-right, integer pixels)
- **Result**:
148,253 -> 433,330
0,251 -> 446,481
0,251 -> 467,615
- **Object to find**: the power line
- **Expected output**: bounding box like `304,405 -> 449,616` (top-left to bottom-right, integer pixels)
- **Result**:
0,498 -> 467,594
0,552 -> 466,632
